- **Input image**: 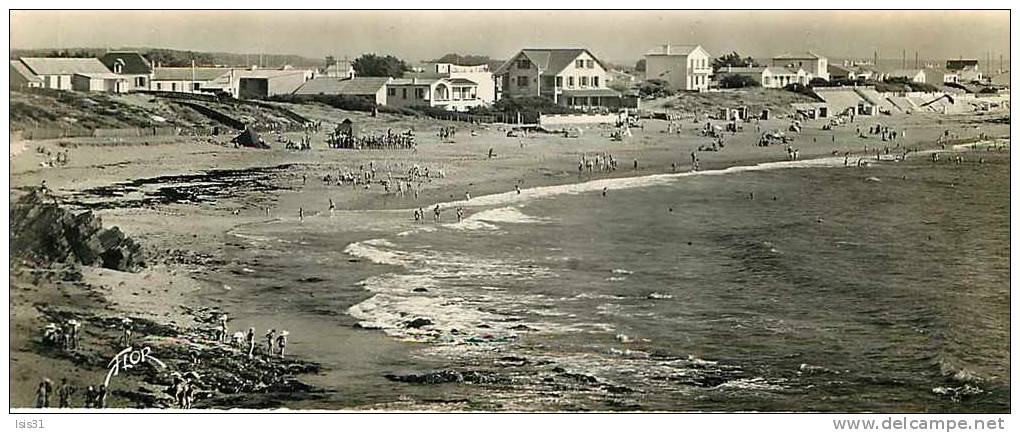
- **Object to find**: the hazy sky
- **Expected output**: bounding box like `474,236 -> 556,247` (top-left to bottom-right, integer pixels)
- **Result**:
10,10 -> 1010,64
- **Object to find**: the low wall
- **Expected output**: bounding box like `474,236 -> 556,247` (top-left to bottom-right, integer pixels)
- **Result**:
14,126 -> 179,141
539,113 -> 619,127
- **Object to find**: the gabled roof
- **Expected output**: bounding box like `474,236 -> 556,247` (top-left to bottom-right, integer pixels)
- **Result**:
645,44 -> 707,56
445,77 -> 479,86
100,51 -> 153,75
19,57 -> 111,76
496,48 -> 607,76
773,51 -> 826,60
946,59 -> 979,70
293,77 -> 390,95
10,60 -> 43,83
152,67 -> 232,81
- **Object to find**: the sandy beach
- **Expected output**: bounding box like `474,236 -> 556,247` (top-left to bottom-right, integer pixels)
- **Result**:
9,97 -> 1010,409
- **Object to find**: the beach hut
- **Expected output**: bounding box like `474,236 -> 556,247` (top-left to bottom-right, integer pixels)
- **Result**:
337,118 -> 358,137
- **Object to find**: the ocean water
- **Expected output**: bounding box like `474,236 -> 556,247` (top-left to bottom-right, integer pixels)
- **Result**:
219,148 -> 1009,411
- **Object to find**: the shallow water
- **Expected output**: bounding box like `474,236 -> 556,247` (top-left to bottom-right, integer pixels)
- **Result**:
224,150 -> 1009,411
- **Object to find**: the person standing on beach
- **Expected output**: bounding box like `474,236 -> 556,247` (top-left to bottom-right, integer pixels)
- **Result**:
602,187 -> 608,198
83,386 -> 96,408
434,205 -> 442,222
299,207 -> 304,222
57,378 -> 73,408
329,199 -> 336,218
265,329 -> 276,355
457,207 -> 465,222
246,327 -> 256,359
217,314 -> 229,343
276,331 -> 288,358
96,384 -> 107,409
119,318 -> 133,347
516,184 -> 521,195
36,378 -> 52,408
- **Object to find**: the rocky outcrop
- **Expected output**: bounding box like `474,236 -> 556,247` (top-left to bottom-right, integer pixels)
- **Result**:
10,190 -> 145,271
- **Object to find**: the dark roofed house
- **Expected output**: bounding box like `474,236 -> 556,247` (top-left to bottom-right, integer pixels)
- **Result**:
495,48 -> 622,109
100,51 -> 153,90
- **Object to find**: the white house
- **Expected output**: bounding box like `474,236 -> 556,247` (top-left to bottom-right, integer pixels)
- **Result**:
885,69 -> 927,83
99,51 -> 153,91
17,57 -> 114,91
71,72 -> 130,93
151,67 -> 233,93
771,51 -> 829,81
718,66 -> 807,88
386,77 -> 485,112
644,44 -> 712,91
416,62 -> 497,104
495,48 -> 622,109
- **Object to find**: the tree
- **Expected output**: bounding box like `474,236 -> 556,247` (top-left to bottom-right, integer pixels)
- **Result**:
718,74 -> 759,89
711,51 -> 757,71
352,54 -> 409,78
634,59 -> 646,72
808,77 -> 830,87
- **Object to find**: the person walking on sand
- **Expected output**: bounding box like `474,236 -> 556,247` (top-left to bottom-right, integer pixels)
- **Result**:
36,378 -> 52,408
217,314 -> 229,343
465,191 -> 471,201
299,207 -> 304,222
602,187 -> 608,198
57,378 -> 73,408
83,385 -> 96,408
96,384 -> 107,409
457,207 -> 464,222
246,327 -> 256,359
329,199 -> 336,218
265,329 -> 276,356
276,331 -> 288,358
119,318 -> 133,347
516,184 -> 521,195
433,205 -> 441,222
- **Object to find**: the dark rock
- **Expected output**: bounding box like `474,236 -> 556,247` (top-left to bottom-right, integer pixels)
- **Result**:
404,318 -> 433,329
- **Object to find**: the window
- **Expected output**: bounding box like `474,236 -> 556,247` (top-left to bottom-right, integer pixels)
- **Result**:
555,76 -> 563,87
171,83 -> 177,92
517,76 -> 529,87
415,88 -> 425,99
586,60 -> 594,69
542,76 -> 555,88
576,59 -> 584,68
135,77 -> 146,87
402,88 -> 407,99
156,82 -> 162,90
593,76 -> 600,87
568,76 -> 575,87
517,59 -> 530,69
193,83 -> 201,91
388,88 -> 396,96
580,76 -> 589,87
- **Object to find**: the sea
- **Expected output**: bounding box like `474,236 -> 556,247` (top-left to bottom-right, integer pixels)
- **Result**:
215,146 -> 1009,412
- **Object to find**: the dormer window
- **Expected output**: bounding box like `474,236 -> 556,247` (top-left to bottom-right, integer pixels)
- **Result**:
517,59 -> 530,69
113,59 -> 125,74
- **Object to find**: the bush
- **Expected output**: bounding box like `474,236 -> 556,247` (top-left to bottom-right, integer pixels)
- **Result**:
638,79 -> 674,97
718,74 -> 759,89
808,77 -> 829,87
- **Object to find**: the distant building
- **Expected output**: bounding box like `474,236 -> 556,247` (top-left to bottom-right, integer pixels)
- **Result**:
717,66 -> 807,88
495,48 -> 622,109
771,51 -> 829,81
71,72 -> 130,93
416,62 -> 497,104
321,59 -> 355,79
885,69 -> 927,84
386,77 -> 484,112
235,68 -> 310,99
99,51 -> 153,91
946,59 -> 982,83
151,67 -> 233,93
10,60 -> 43,89
292,76 -> 391,105
16,57 -> 113,90
644,44 -> 712,91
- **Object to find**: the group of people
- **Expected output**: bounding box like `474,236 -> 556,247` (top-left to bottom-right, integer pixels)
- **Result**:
577,152 -> 620,175
36,377 -> 107,409
42,318 -> 82,350
327,126 -> 416,150
231,327 -> 289,359
438,126 -> 458,142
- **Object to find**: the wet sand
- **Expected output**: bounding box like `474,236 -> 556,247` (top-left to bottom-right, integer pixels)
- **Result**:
8,102 -> 1009,409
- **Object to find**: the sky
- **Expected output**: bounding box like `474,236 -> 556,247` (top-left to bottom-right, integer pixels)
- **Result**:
9,10 -> 1011,64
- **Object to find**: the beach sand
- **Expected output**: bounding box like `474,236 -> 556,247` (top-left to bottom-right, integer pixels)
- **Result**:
8,101 -> 1009,409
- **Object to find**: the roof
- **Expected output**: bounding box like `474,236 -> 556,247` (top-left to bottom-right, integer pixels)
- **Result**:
235,69 -> 309,79
497,48 -> 607,76
791,102 -> 828,110
721,66 -> 767,75
769,67 -> 804,76
445,78 -> 478,85
293,77 -> 390,95
19,57 -> 111,76
946,59 -> 979,70
828,64 -> 853,76
773,51 -> 826,60
152,67 -> 232,81
389,78 -> 440,86
645,44 -> 706,56
560,88 -> 622,97
887,69 -> 924,78
99,51 -> 152,74
74,72 -> 128,80
10,60 -> 43,83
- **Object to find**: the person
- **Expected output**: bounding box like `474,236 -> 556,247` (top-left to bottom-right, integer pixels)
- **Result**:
96,384 -> 107,409
68,319 -> 81,350
456,207 -> 464,222
516,185 -> 521,195
36,378 -> 52,408
602,187 -> 608,198
217,314 -> 229,343
465,191 -> 471,201
633,159 -> 639,170
265,329 -> 276,355
329,199 -> 336,218
299,207 -> 304,222
276,331 -> 288,358
119,318 -> 133,347
83,385 -> 96,408
246,327 -> 256,359
302,174 -> 307,185
433,205 -> 441,222
57,378 -> 73,408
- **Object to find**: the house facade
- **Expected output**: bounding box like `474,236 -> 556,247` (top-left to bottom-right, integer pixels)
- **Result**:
71,72 -> 130,93
17,57 -> 114,91
718,66 -> 807,88
385,77 -> 484,111
771,51 -> 829,81
946,59 -> 982,83
293,76 -> 390,105
418,62 -> 497,104
99,51 -> 153,91
885,69 -> 927,83
150,67 -> 234,93
321,60 -> 355,79
10,60 -> 43,89
495,48 -> 621,109
644,44 -> 712,91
